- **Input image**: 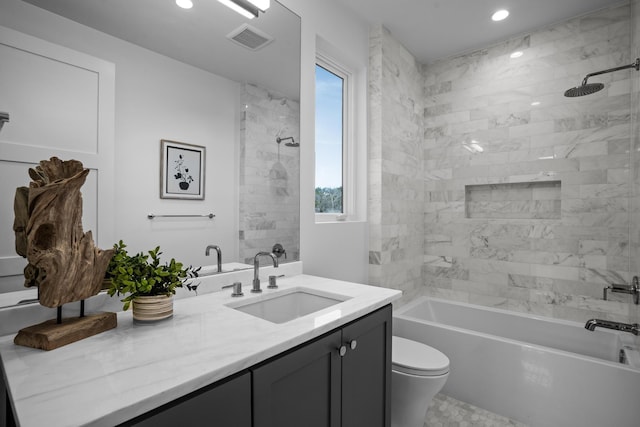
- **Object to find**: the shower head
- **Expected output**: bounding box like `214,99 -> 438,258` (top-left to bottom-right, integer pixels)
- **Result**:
564,58 -> 640,97
0,112 -> 8,131
564,82 -> 605,97
276,136 -> 299,147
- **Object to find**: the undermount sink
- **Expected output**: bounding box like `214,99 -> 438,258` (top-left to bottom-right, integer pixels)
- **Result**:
227,287 -> 350,324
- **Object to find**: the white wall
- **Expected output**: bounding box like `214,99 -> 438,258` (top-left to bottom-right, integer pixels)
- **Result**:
0,0 -> 239,269
1,0 -> 373,287
281,0 -> 371,284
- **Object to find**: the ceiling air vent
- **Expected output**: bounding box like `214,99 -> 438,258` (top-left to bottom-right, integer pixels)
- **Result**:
226,24 -> 274,51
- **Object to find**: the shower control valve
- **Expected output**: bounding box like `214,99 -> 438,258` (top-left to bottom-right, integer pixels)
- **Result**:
603,276 -> 639,304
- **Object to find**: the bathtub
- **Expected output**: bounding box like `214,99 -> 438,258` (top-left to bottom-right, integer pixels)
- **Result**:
393,297 -> 640,427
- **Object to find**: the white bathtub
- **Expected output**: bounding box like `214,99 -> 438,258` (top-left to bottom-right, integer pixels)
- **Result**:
393,297 -> 640,427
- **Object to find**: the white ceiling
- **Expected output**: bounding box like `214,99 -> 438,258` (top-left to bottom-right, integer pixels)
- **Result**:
21,0 -> 301,100
19,0 -> 625,95
332,0 -> 625,64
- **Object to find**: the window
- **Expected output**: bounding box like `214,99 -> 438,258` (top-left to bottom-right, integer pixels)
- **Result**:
315,54 -> 351,220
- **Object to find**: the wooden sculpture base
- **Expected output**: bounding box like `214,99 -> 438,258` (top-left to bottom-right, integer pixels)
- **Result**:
14,312 -> 117,351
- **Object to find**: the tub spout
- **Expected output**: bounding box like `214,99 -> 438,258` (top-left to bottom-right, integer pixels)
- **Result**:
584,318 -> 639,336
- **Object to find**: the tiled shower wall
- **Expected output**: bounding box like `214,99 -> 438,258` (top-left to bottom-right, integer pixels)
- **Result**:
239,83 -> 300,264
369,25 -> 425,304
422,3 -> 635,322
631,0 -> 640,343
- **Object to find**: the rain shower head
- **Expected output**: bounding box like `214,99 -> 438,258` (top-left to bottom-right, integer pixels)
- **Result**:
564,58 -> 640,97
276,136 -> 299,147
564,82 -> 605,97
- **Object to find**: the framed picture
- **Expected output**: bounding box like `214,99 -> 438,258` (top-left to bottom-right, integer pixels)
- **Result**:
160,139 -> 205,200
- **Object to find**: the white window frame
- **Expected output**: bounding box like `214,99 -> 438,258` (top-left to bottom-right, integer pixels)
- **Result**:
315,52 -> 355,222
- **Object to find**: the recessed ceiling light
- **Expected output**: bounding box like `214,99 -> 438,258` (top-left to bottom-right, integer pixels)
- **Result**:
176,0 -> 193,9
492,9 -> 509,21
531,101 -> 541,106
510,51 -> 523,59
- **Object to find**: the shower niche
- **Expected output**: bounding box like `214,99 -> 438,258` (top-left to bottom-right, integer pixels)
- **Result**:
465,181 -> 561,219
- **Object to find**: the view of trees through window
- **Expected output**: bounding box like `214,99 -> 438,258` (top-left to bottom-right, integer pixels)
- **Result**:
315,63 -> 344,213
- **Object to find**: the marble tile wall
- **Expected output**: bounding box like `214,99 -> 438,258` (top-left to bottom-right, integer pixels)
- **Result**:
369,25 -> 425,304
239,83 -> 300,264
422,3 -> 636,322
465,181 -> 562,220
631,0 -> 640,344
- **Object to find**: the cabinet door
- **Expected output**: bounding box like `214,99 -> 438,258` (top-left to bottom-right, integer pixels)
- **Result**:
122,371 -> 251,427
253,331 -> 342,427
341,305 -> 392,427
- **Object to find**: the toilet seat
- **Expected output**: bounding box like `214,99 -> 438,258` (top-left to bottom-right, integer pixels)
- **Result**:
392,336 -> 449,376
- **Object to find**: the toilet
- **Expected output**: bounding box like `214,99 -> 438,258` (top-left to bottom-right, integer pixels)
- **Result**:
391,336 -> 450,427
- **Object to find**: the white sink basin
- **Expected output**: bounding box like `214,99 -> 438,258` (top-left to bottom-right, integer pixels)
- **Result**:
227,287 -> 350,324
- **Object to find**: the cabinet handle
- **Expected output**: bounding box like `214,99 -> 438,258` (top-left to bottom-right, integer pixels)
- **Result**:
349,340 -> 357,350
338,345 -> 347,357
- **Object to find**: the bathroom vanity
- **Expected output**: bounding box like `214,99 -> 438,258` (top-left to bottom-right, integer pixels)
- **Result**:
0,274 -> 400,426
125,305 -> 391,427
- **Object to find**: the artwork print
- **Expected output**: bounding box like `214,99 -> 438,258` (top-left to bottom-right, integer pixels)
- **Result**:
160,140 -> 205,199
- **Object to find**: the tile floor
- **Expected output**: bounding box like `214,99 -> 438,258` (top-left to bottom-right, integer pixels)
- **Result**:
424,394 -> 528,427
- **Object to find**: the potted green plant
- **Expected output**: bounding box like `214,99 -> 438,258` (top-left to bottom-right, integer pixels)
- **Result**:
106,241 -> 198,321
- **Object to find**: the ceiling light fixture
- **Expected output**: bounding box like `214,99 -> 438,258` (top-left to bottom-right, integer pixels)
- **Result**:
492,9 -> 509,21
175,0 -> 193,9
218,0 -> 270,19
510,51 -> 523,59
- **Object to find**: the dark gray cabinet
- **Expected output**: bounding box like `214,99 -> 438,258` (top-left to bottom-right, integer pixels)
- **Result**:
342,305 -> 392,427
253,330 -> 343,427
252,304 -> 392,427
122,371 -> 252,427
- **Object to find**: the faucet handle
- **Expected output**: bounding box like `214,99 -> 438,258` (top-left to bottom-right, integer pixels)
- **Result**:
222,282 -> 244,297
272,243 -> 287,259
268,274 -> 285,289
604,277 -> 640,304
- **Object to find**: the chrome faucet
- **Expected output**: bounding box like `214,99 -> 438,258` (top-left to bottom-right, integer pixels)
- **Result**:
584,319 -> 639,336
252,252 -> 279,293
205,245 -> 222,273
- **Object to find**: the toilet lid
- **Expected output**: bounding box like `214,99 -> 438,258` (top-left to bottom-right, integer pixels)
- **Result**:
392,336 -> 449,376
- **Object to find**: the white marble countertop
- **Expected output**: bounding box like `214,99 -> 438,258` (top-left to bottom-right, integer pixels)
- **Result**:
0,274 -> 401,427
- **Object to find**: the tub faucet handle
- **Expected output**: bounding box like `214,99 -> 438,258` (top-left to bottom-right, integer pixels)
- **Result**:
603,276 -> 639,304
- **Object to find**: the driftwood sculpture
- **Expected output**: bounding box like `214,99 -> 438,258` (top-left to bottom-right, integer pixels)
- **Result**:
12,157 -> 116,350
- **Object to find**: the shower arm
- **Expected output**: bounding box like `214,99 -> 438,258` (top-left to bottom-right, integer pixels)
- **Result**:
581,58 -> 640,86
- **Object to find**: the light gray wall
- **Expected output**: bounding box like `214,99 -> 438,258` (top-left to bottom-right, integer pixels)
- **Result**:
631,0 -> 640,345
368,25 -> 425,304
0,0 -> 240,270
239,83 -> 300,264
421,3 -> 635,323
284,0 -> 371,284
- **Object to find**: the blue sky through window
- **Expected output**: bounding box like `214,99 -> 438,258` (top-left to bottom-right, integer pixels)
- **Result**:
315,64 -> 343,189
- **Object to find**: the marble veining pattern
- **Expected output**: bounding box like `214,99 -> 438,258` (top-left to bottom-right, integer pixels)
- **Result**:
631,0 -> 640,348
239,83 -> 300,264
0,273 -> 400,426
425,394 -> 528,427
368,2 -> 639,324
369,25 -> 425,305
